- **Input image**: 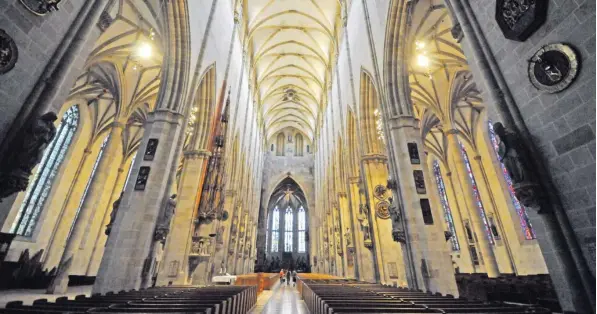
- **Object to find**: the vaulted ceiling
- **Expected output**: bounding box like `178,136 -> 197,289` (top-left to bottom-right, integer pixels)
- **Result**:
243,0 -> 342,142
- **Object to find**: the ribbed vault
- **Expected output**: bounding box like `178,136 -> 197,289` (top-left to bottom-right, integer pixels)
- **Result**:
244,0 -> 342,142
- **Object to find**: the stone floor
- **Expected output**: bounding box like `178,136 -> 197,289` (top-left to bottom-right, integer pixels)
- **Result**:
0,285 -> 92,308
250,281 -> 308,314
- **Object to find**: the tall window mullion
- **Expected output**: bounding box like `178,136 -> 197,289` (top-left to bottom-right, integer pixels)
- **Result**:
66,135 -> 109,242
284,207 -> 293,252
271,207 -> 279,252
488,122 -> 536,240
11,106 -> 79,237
298,206 -> 306,252
460,143 -> 494,244
433,160 -> 460,251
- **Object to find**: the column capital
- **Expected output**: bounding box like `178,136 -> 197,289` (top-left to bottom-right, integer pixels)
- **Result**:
361,154 -> 388,164
148,109 -> 185,125
337,191 -> 347,198
112,121 -> 126,129
184,149 -> 211,159
473,155 -> 482,161
444,128 -> 459,135
445,171 -> 452,177
84,148 -> 93,154
348,176 -> 360,184
387,115 -> 417,130
117,168 -> 125,173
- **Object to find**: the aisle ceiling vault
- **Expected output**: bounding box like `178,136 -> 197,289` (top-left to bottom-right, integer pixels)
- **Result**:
242,0 -> 342,142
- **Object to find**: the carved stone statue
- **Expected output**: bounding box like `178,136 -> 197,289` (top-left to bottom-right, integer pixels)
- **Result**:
154,194 -> 177,242
105,192 -> 123,236
344,228 -> 352,247
0,112 -> 57,200
388,196 -> 406,243
493,122 -> 542,208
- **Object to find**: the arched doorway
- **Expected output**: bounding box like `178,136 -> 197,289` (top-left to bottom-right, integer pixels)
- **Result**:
262,177 -> 310,272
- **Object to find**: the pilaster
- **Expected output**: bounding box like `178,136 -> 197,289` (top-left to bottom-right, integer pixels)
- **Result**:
93,109 -> 184,294
156,149 -> 211,286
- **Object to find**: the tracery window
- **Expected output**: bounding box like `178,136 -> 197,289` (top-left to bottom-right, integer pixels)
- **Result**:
11,105 -> 80,237
488,122 -> 535,239
432,160 -> 460,251
271,207 -> 279,252
298,206 -> 306,252
460,144 -> 494,244
66,135 -> 109,242
284,207 -> 293,252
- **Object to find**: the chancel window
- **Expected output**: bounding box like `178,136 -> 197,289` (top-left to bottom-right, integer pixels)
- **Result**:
284,207 -> 293,252
433,160 -> 460,251
11,105 -> 80,237
271,207 -> 279,252
461,144 -> 494,244
66,135 -> 109,242
488,122 -> 535,240
298,206 -> 306,252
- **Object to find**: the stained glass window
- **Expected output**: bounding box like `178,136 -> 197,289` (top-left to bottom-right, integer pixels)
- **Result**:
488,122 -> 536,240
11,106 -> 80,237
284,207 -> 293,252
271,207 -> 279,252
460,143 -> 494,244
433,160 -> 460,251
66,135 -> 109,242
298,206 -> 306,252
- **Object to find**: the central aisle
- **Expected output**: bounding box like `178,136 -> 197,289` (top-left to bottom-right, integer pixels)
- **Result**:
251,282 -> 308,314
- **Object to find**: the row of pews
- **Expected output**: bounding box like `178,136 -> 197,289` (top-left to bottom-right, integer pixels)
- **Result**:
300,278 -> 551,313
0,285 -> 256,313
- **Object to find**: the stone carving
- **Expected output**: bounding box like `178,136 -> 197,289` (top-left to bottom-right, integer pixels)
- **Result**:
97,11 -> 113,32
216,226 -> 225,245
0,112 -> 57,201
0,29 -> 18,75
134,166 -> 151,190
451,23 -> 463,43
494,122 -> 543,208
344,228 -> 352,247
388,197 -> 406,243
374,184 -> 388,200
105,192 -> 123,236
376,201 -> 390,219
19,0 -> 62,15
528,43 -> 579,93
154,194 -> 176,243
190,236 -> 210,256
495,0 -> 547,41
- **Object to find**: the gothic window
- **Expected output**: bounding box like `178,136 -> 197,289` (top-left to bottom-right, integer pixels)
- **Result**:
295,133 -> 304,156
122,152 -> 137,193
271,207 -> 279,252
66,135 -> 109,242
284,207 -> 293,252
298,206 -> 306,252
10,105 -> 80,237
432,160 -> 460,251
488,122 -> 536,240
460,144 -> 494,244
276,133 -> 285,156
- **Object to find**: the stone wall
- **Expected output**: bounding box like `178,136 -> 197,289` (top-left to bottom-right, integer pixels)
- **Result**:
465,0 -> 595,275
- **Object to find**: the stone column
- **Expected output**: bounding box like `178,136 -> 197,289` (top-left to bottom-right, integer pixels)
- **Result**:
85,164 -> 127,276
337,192 -> 354,278
443,171 -> 475,274
156,150 -> 210,286
93,109 -> 184,294
445,129 -> 499,277
234,212 -> 248,274
331,205 -> 344,277
386,116 -> 458,295
48,122 -> 124,294
348,176 -> 374,282
211,190 -> 236,275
